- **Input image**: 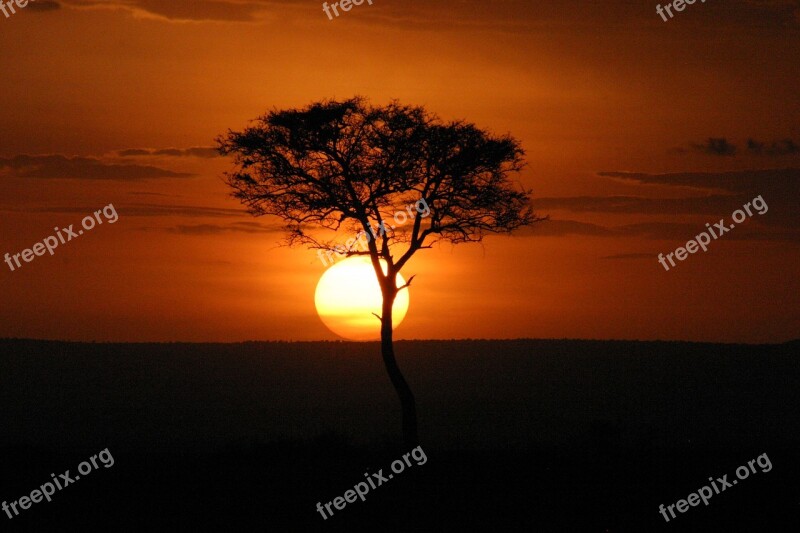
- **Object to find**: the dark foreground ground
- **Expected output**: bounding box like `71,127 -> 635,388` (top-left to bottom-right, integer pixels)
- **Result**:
0,338 -> 798,532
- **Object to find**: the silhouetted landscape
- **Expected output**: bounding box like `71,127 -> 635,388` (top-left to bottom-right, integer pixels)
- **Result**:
2,338 -> 798,531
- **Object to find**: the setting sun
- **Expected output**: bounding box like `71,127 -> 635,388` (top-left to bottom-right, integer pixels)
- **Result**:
314,257 -> 410,341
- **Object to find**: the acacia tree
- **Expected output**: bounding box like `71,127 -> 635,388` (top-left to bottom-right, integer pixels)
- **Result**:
217,97 -> 541,446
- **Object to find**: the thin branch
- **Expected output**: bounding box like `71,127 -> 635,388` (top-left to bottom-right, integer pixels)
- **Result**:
397,274 -> 416,291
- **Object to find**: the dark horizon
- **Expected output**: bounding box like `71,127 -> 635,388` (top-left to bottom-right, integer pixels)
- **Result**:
2,338 -> 798,529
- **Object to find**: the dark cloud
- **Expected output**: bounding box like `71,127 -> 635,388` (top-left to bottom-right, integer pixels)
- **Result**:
53,0 -> 800,30
616,222 -> 710,241
154,147 -> 219,158
27,0 -> 61,11
747,138 -> 800,156
0,155 -> 192,180
527,166 -> 800,243
515,218 -> 800,243
61,0 -> 277,22
616,221 -> 800,243
52,0 -> 800,30
597,168 -> 800,197
601,253 -> 653,260
515,219 -> 614,237
369,0 -> 800,32
691,138 -> 738,156
58,0 -> 526,26
92,203 -> 244,218
168,221 -> 281,235
541,168 -> 800,227
676,137 -> 800,157
133,0 -> 265,21
16,203 -> 245,218
535,195 -> 742,216
118,147 -> 220,158
117,149 -> 152,157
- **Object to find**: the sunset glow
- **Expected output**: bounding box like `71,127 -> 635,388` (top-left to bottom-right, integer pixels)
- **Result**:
0,0 -> 797,344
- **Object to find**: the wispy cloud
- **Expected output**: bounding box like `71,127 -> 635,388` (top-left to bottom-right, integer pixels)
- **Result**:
0,154 -> 192,180
57,0 -> 800,29
516,219 -> 613,237
168,221 -> 281,235
535,195 -> 741,215
691,138 -> 738,156
12,203 -> 245,218
597,168 -> 800,197
525,167 -> 800,245
60,0 -> 281,22
674,137 -> 800,157
517,218 -> 800,242
601,253 -> 653,260
747,138 -> 800,156
27,0 -> 61,11
118,147 -> 220,158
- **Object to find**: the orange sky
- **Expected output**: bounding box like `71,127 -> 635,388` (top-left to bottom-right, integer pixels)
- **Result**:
1,0 -> 798,342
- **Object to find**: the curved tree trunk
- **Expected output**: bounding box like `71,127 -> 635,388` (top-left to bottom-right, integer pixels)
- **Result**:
380,284 -> 418,447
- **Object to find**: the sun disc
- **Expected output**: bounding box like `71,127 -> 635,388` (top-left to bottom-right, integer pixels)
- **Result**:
314,257 -> 409,340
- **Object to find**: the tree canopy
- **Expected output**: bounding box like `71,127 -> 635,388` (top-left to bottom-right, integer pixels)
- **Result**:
217,97 -> 539,276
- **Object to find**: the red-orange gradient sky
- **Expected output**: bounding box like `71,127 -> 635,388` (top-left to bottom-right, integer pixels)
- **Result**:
0,0 -> 798,342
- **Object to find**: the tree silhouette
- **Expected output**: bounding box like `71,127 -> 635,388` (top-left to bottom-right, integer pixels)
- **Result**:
217,97 -> 542,446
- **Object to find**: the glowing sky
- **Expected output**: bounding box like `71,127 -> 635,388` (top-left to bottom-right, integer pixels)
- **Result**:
1,0 -> 798,342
